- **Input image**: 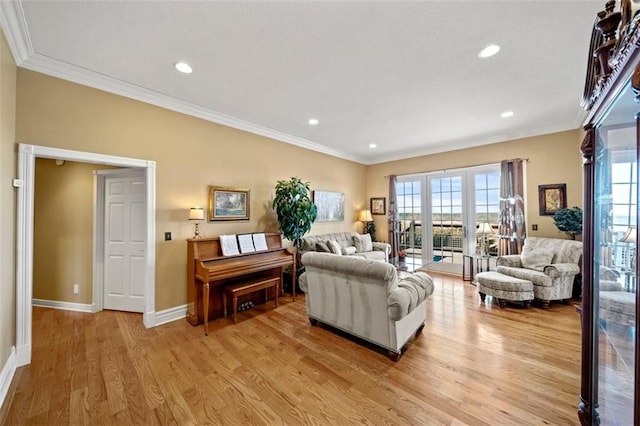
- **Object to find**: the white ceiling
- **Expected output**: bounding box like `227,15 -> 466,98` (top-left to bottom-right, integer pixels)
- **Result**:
0,1 -> 603,164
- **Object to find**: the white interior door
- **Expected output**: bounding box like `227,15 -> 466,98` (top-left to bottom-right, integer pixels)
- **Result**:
104,170 -> 146,312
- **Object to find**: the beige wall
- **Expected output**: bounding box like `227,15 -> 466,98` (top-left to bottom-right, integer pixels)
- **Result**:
33,159 -> 114,303
366,129 -> 583,241
0,31 -> 16,368
16,69 -> 367,311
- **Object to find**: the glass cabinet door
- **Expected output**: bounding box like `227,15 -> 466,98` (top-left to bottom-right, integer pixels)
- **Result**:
593,82 -> 637,424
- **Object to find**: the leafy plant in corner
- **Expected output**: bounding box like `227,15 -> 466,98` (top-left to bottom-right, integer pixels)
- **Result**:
272,177 -> 318,254
365,221 -> 376,242
273,177 -> 317,293
553,206 -> 583,239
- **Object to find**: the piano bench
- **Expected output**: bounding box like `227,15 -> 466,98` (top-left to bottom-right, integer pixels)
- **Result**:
223,277 -> 280,323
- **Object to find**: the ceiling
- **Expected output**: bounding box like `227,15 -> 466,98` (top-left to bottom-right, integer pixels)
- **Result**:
0,1 -> 603,164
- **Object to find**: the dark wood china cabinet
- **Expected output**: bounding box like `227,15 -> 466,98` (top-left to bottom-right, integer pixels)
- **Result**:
581,1 -> 640,424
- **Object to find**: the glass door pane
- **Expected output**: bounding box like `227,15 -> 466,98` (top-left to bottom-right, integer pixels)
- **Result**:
396,179 -> 422,271
595,97 -> 636,424
474,171 -> 501,257
428,174 -> 464,274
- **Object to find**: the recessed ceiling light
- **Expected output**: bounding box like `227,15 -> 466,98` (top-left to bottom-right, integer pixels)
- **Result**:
174,62 -> 192,74
478,44 -> 500,59
308,118 -> 319,125
500,111 -> 514,118
369,144 -> 377,149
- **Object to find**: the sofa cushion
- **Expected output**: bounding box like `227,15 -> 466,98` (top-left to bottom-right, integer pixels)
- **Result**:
497,265 -> 553,287
326,240 -> 342,255
353,234 -> 373,252
315,241 -> 331,253
351,251 -> 387,262
342,246 -> 357,255
520,247 -> 554,271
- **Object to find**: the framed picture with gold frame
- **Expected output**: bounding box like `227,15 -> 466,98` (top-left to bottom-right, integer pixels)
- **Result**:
538,184 -> 566,216
208,186 -> 250,221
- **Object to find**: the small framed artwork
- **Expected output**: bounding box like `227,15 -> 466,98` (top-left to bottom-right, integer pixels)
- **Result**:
538,184 -> 566,216
370,197 -> 386,215
313,190 -> 345,222
208,186 -> 250,221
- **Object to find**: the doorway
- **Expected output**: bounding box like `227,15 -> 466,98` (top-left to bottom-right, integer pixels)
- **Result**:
396,165 -> 500,275
15,144 -> 156,366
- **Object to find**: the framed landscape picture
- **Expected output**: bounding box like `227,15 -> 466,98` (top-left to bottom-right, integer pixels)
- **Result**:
370,197 -> 386,215
313,190 -> 345,222
208,186 -> 250,221
538,184 -> 566,216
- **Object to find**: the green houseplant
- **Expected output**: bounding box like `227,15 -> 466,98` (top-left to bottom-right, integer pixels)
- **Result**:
273,177 -> 317,293
272,177 -> 318,253
553,206 -> 583,239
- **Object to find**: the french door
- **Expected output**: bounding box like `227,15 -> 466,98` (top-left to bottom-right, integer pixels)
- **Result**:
396,166 -> 500,274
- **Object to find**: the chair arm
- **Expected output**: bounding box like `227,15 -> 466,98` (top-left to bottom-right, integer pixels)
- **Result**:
497,255 -> 522,268
372,242 -> 391,254
543,263 -> 580,278
599,265 -> 620,281
299,272 -> 308,293
387,272 -> 434,321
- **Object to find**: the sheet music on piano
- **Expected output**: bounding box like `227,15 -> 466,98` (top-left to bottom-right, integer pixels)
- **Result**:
219,234 -> 240,256
238,234 -> 256,253
252,233 -> 269,251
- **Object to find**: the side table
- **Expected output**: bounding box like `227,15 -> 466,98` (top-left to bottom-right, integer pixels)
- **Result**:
462,254 -> 492,283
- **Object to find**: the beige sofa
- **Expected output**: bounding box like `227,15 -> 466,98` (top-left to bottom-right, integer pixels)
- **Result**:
300,232 -> 391,262
496,237 -> 582,308
299,252 -> 434,360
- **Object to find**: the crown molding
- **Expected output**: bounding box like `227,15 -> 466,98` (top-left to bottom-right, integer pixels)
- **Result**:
365,120 -> 581,165
0,0 -> 32,64
0,2 -> 365,164
22,53 -> 364,164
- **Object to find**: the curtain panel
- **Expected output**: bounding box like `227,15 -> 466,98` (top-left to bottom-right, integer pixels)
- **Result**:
388,175 -> 400,257
498,159 -> 526,256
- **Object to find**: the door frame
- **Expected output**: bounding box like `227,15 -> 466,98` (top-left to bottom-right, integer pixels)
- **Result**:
94,168 -> 147,313
16,143 -> 156,366
397,164 -> 500,274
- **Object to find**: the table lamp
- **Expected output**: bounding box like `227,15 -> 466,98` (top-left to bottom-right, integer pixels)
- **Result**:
358,209 -> 375,240
477,222 -> 494,256
189,207 -> 205,238
619,226 -> 636,269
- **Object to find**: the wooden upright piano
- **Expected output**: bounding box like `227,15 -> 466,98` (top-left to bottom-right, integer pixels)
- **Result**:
186,233 -> 294,334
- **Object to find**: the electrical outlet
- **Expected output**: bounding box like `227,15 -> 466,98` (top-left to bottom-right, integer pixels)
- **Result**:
165,232 -> 172,241
532,224 -> 538,231
73,284 -> 79,294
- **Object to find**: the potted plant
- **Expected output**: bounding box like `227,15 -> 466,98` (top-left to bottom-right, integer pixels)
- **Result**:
273,175 -> 317,264
553,206 -> 583,239
272,177 -> 317,293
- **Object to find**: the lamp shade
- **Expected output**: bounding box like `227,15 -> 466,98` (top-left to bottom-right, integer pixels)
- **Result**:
189,207 -> 205,221
477,222 -> 494,235
358,209 -> 373,222
620,227 -> 636,243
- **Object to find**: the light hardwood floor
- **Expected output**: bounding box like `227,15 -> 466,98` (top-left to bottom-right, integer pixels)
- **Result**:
0,273 -> 582,425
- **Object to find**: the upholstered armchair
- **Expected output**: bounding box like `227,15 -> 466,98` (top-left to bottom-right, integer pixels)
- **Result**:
496,237 -> 582,308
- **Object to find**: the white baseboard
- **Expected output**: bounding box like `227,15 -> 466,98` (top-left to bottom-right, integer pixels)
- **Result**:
0,346 -> 16,411
32,298 -> 94,313
154,304 -> 187,326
